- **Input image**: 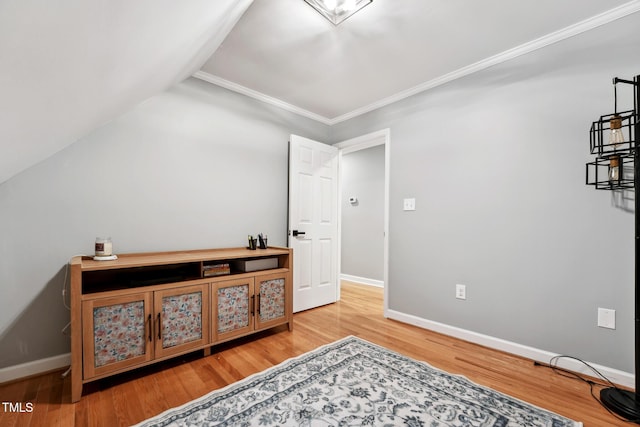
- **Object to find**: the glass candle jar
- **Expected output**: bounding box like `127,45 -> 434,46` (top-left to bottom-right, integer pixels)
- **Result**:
95,237 -> 113,257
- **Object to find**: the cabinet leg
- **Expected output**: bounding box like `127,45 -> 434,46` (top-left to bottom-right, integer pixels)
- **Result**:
203,347 -> 212,357
71,378 -> 82,403
288,321 -> 293,332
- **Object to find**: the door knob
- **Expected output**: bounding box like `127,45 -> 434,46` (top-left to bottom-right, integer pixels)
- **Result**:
292,230 -> 306,237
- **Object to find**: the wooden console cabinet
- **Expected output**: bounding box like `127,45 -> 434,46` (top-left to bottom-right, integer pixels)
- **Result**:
70,247 -> 293,402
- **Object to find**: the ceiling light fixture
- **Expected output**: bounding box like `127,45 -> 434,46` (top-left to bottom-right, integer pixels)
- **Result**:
304,0 -> 373,25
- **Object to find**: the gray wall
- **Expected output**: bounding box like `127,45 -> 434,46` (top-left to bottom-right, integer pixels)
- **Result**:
2,11 -> 640,376
0,77 -> 329,368
340,145 -> 385,281
330,13 -> 640,372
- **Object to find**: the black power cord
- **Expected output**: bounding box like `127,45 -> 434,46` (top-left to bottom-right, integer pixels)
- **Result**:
534,355 -> 640,424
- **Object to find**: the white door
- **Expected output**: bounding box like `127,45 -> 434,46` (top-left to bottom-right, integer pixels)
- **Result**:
288,135 -> 339,312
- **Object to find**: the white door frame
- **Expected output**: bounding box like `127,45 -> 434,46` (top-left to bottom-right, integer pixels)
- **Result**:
334,129 -> 390,316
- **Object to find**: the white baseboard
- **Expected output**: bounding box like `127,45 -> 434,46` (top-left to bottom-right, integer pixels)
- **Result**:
386,309 -> 635,389
0,353 -> 71,384
341,274 -> 384,288
2,312 -> 633,390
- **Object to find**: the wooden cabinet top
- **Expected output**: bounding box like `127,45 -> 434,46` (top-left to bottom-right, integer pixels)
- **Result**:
71,246 -> 291,271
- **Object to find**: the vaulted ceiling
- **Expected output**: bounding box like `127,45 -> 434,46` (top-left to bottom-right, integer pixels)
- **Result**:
1,0 -> 638,184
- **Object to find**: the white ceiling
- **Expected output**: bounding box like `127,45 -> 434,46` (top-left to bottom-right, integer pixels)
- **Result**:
0,0 -> 252,184
199,0 -> 638,122
1,0 -> 638,184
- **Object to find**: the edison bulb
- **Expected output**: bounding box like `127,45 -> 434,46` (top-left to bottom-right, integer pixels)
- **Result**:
609,116 -> 625,147
609,156 -> 620,182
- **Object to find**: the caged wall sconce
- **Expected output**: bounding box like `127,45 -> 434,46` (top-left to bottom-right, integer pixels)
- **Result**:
586,76 -> 638,190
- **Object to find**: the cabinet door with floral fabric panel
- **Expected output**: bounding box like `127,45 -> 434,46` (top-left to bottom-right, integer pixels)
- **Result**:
212,277 -> 255,343
82,292 -> 153,379
255,271 -> 291,331
154,283 -> 210,359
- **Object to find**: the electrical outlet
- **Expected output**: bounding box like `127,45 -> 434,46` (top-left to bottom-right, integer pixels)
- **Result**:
403,198 -> 416,211
597,308 -> 615,329
456,284 -> 466,300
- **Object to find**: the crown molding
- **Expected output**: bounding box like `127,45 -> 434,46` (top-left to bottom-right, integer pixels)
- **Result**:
331,0 -> 640,123
195,1 -> 640,126
193,71 -> 333,125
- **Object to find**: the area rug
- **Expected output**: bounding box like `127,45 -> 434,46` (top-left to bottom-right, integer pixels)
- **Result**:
134,336 -> 582,427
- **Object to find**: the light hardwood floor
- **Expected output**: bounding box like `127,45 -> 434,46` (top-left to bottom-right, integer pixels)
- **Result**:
0,281 -> 630,426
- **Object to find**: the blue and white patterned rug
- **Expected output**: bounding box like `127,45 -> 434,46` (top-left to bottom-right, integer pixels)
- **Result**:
134,336 -> 582,427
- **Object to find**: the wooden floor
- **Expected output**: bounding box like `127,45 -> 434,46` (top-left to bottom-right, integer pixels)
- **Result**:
0,282 -> 631,426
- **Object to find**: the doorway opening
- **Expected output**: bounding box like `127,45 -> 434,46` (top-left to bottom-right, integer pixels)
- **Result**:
335,129 -> 390,316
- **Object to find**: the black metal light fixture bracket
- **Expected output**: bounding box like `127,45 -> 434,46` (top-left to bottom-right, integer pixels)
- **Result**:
585,75 -> 640,422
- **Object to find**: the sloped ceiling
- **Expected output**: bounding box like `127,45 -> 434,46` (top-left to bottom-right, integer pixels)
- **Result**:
0,0 -> 253,184
1,0 -> 639,184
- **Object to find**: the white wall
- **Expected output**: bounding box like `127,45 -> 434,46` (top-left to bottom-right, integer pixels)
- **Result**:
330,12 -> 640,373
0,77 -> 330,369
340,145 -> 385,282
